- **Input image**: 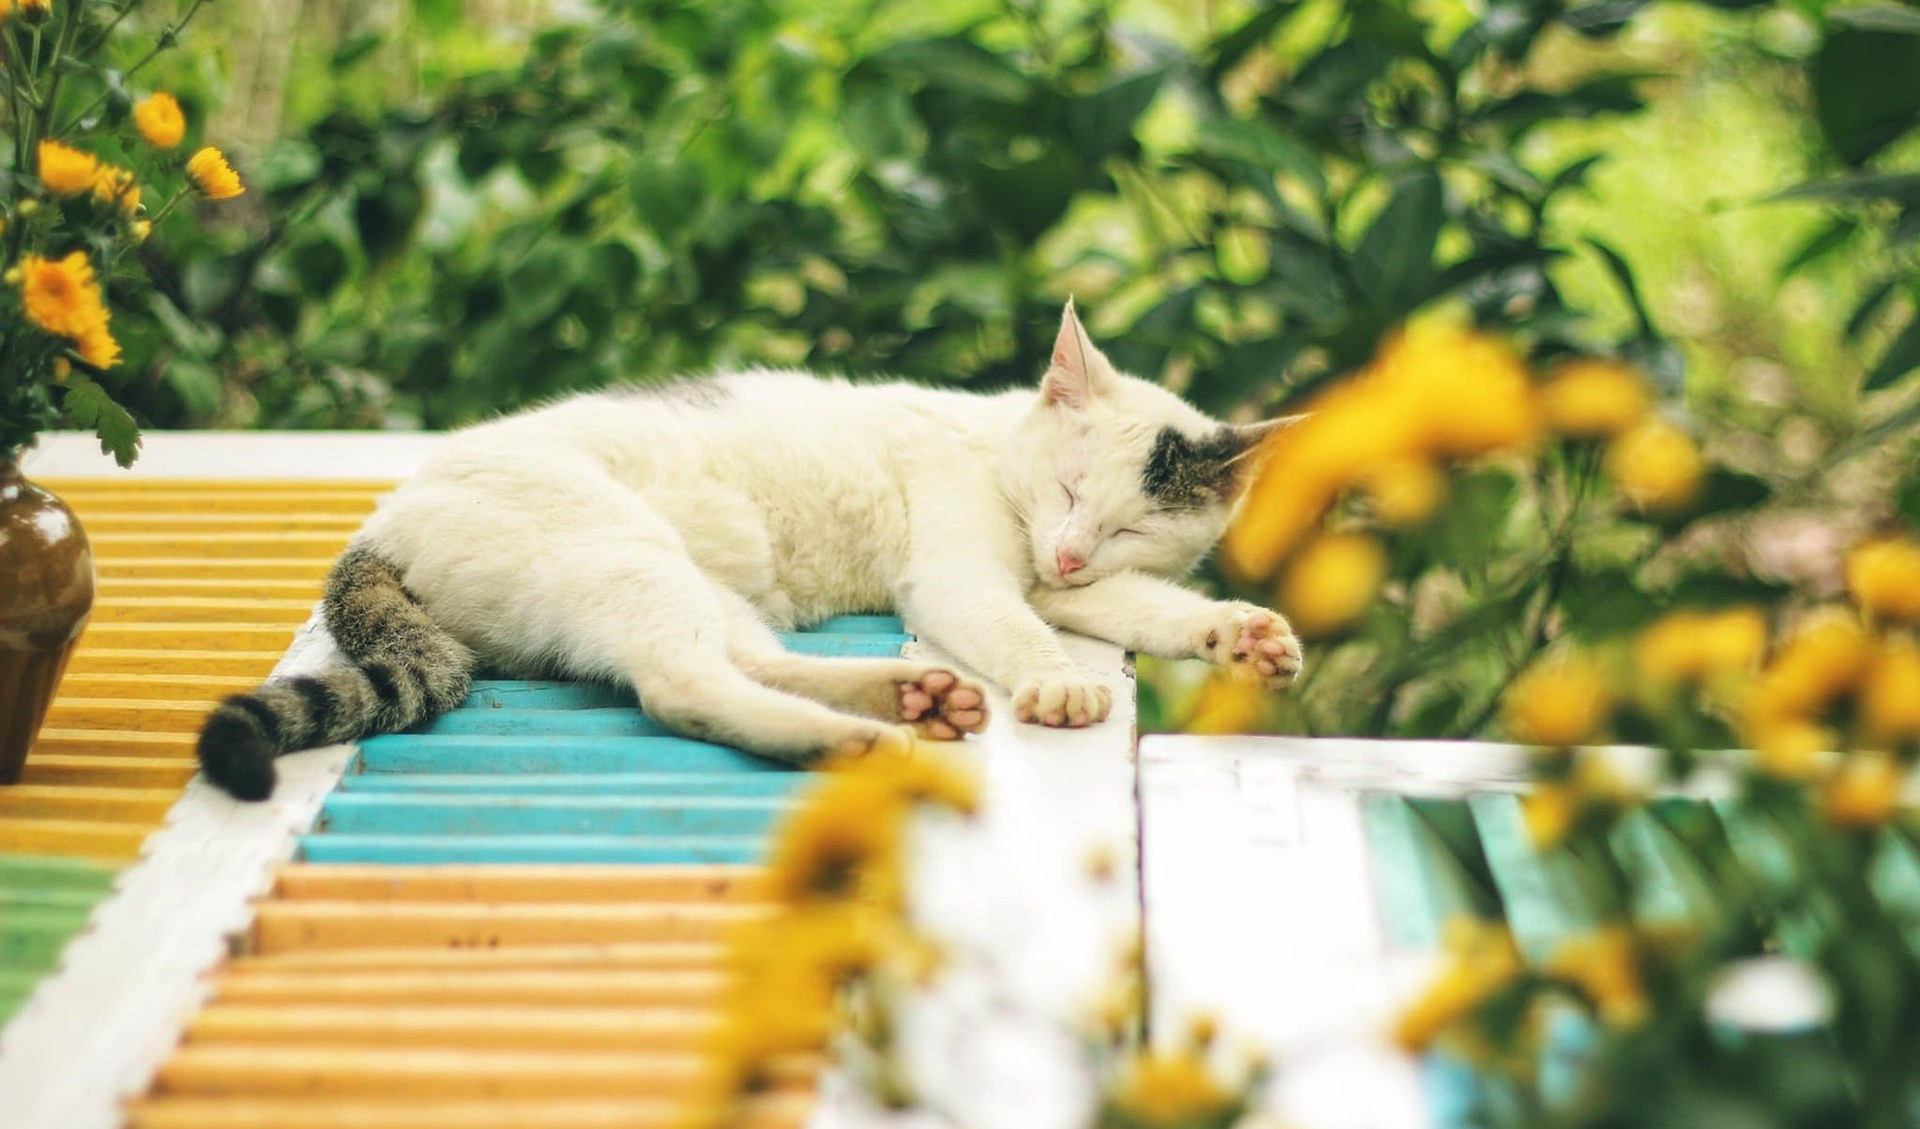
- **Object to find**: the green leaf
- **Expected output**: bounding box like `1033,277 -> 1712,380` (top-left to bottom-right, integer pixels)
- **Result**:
1894,463 -> 1920,530
504,243 -> 584,327
1864,312 -> 1920,391
1584,237 -> 1656,339
1812,26 -> 1920,166
61,376 -> 141,468
1779,217 -> 1860,279
1692,468 -> 1774,517
411,0 -> 461,37
1352,169 -> 1444,313
873,38 -> 1029,103
330,32 -> 382,72
1546,154 -> 1604,195
1205,1 -> 1299,80
1847,276 -> 1898,340
1769,171 -> 1920,205
1189,116 -> 1326,194
1830,6 -> 1920,36
1066,68 -> 1165,159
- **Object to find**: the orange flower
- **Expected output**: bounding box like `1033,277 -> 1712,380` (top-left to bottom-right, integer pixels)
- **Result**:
186,146 -> 245,200
36,140 -> 102,196
18,252 -> 111,342
76,327 -> 122,370
133,92 -> 187,149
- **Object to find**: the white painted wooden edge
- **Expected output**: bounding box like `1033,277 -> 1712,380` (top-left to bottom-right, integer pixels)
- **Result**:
0,616 -> 353,1129
21,430 -> 442,479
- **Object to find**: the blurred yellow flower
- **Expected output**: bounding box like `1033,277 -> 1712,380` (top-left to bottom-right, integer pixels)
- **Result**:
1505,657 -> 1611,748
1395,916 -> 1521,1052
133,92 -> 187,149
1104,1049 -> 1237,1126
1279,532 -> 1387,637
1185,673 -> 1267,734
1752,720 -> 1835,782
766,774 -> 905,905
1362,459 -> 1446,526
1743,615 -> 1873,735
1522,782 -> 1576,848
19,251 -> 110,342
832,747 -> 981,816
1378,324 -> 1542,458
1605,419 -> 1702,512
1862,639 -> 1920,746
1821,753 -> 1905,828
186,146 -> 245,200
36,140 -> 102,196
1636,607 -> 1768,685
1539,359 -> 1651,439
92,165 -> 140,212
76,327 -> 121,370
1547,926 -> 1648,1029
1845,537 -> 1920,623
0,0 -> 12,22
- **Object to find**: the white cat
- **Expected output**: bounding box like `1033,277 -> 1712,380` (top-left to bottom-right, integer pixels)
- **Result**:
198,302 -> 1302,799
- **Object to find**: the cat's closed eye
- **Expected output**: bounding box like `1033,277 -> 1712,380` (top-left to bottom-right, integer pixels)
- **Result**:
1112,527 -> 1145,538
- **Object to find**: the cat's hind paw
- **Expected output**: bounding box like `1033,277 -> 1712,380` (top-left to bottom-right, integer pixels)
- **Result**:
897,668 -> 990,740
1202,604 -> 1302,689
1013,672 -> 1112,728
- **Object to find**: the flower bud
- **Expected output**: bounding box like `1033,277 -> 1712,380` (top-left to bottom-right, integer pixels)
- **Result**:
20,0 -> 50,27
16,198 -> 40,218
129,219 -> 152,244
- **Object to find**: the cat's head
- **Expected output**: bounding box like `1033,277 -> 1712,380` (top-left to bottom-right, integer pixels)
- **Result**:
1011,301 -> 1285,589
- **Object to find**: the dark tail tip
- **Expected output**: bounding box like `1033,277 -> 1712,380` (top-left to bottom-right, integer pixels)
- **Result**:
198,700 -> 278,802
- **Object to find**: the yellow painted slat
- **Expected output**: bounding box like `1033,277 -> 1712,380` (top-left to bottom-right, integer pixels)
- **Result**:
76,513 -> 365,536
43,699 -> 211,734
271,865 -> 766,904
0,785 -> 178,821
248,902 -> 768,953
228,941 -> 726,974
30,728 -> 197,757
79,624 -> 298,652
88,533 -> 355,559
18,755 -> 198,789
211,969 -> 729,1008
124,1096 -> 812,1129
95,558 -> 335,582
56,674 -> 261,702
184,1005 -> 716,1050
40,478 -> 393,492
95,579 -> 324,600
150,1046 -> 811,1099
90,598 -> 317,626
0,816 -> 150,859
57,490 -> 380,516
62,649 -> 284,677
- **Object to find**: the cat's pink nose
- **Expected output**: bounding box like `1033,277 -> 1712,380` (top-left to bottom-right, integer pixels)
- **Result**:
1056,549 -> 1087,577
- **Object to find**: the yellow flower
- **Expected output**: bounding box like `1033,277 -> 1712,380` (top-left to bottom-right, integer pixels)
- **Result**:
18,251 -> 111,342
832,747 -> 981,816
1862,639 -> 1920,747
129,219 -> 152,244
133,92 -> 187,149
0,0 -> 12,22
92,165 -> 140,212
51,358 -> 71,382
1845,537 -> 1920,623
1547,926 -> 1649,1029
1505,657 -> 1611,748
1821,753 -> 1905,828
1751,720 -> 1835,782
36,140 -> 102,197
1522,782 -> 1576,848
1362,458 -> 1446,526
76,327 -> 121,370
1394,916 -> 1521,1052
1605,419 -> 1702,512
1636,607 -> 1768,685
1103,1049 -> 1238,1126
186,146 -> 245,200
766,773 -> 906,906
1742,615 -> 1873,739
1377,323 -> 1542,458
1184,673 -> 1267,734
1279,532 -> 1387,637
1539,359 -> 1652,439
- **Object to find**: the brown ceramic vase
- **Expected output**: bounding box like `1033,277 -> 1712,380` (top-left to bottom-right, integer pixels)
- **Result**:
0,458 -> 94,785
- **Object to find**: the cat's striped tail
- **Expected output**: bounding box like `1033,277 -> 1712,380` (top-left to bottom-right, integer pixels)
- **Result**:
197,545 -> 476,801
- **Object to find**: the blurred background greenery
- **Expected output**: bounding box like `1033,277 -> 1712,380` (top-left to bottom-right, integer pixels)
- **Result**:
73,0 -> 1920,736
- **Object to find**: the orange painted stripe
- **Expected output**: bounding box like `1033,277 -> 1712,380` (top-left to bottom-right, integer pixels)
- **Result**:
43,699 -> 212,734
0,816 -> 149,859
56,490 -> 381,516
62,649 -> 284,677
228,941 -> 726,974
247,902 -> 769,953
0,785 -> 178,822
184,1004 -> 717,1050
18,755 -> 198,789
74,624 -> 300,652
30,728 -> 197,757
76,513 -> 365,535
94,558 -> 335,582
90,598 -> 317,626
211,969 -> 730,1008
56,674 -> 262,702
272,864 -> 767,904
41,478 -> 393,492
94,578 -> 325,600
147,1046 -> 814,1099
123,1096 -> 812,1129
88,532 -> 356,559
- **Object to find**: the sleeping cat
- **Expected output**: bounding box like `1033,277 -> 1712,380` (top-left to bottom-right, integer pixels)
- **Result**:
198,302 -> 1303,800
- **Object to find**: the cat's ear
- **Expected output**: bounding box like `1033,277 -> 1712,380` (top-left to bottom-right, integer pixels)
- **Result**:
1220,415 -> 1306,495
1042,299 -> 1115,410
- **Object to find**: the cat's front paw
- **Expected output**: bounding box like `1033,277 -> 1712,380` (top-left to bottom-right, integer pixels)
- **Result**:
1200,604 -> 1302,689
1013,672 -> 1112,728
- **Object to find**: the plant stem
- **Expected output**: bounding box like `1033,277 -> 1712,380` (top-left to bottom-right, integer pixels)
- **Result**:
58,0 -> 205,133
34,0 -> 83,150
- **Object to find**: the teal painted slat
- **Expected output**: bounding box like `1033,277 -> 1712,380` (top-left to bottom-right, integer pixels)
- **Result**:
804,615 -> 906,635
1467,793 -> 1602,962
463,681 -> 633,710
1361,795 -> 1503,950
421,708 -> 671,738
337,771 -> 805,796
780,633 -> 911,657
354,735 -> 777,776
319,793 -> 787,837
296,834 -> 765,865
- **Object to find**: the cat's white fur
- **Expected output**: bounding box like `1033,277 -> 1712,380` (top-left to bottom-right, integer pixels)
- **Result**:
350,303 -> 1301,759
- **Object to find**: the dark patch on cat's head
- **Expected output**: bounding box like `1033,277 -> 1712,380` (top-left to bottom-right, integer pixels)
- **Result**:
1141,427 -> 1255,508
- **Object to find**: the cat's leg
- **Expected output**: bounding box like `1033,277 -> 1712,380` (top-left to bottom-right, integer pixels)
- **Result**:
714,597 -> 990,739
1029,571 -> 1302,689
